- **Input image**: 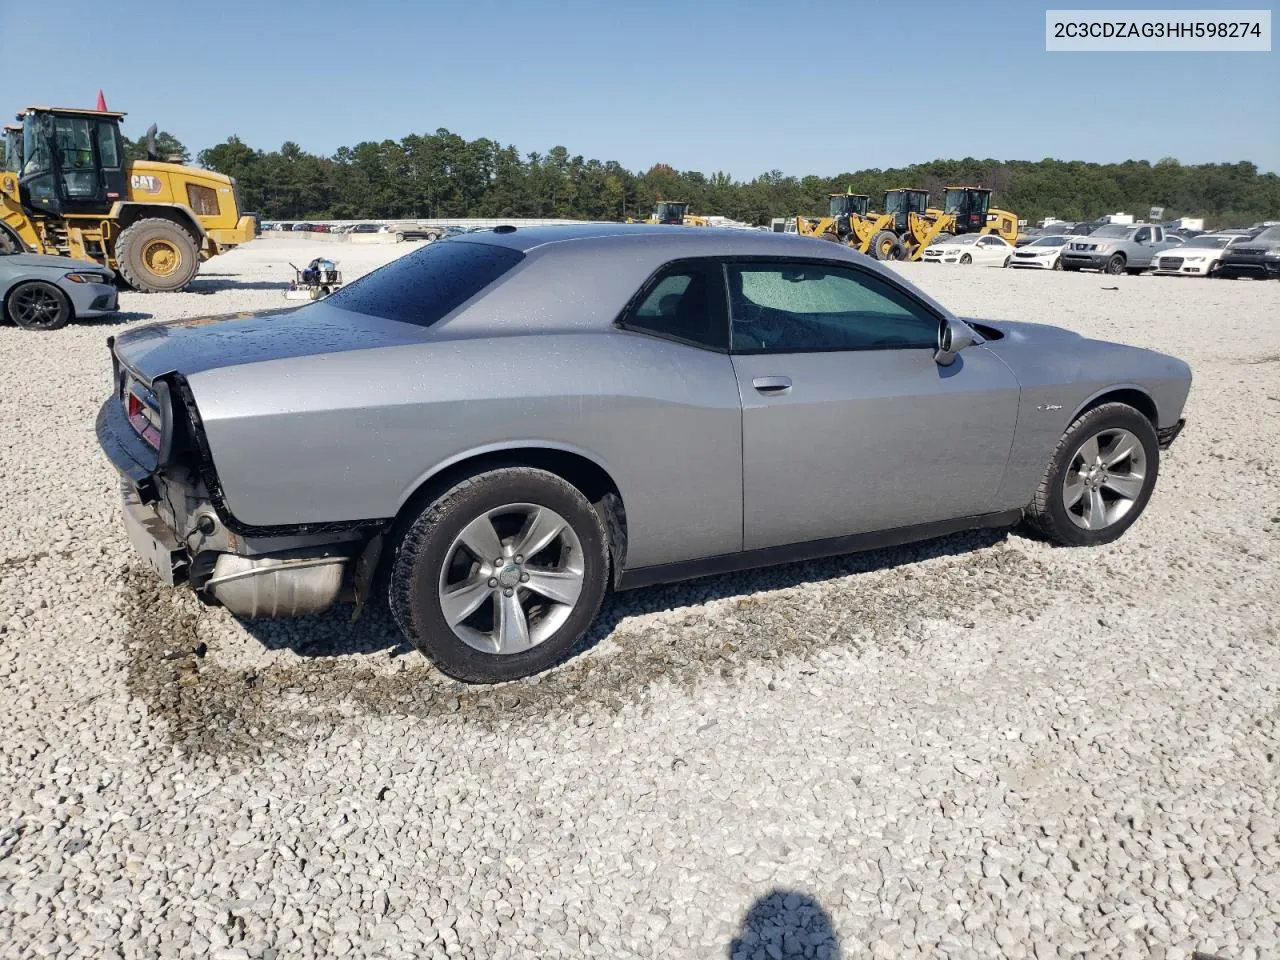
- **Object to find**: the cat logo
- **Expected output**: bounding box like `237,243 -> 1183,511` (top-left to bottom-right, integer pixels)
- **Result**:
130,174 -> 163,195
1,176 -> 13,193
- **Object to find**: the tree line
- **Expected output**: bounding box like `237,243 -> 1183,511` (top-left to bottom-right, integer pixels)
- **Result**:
4,126 -> 1277,228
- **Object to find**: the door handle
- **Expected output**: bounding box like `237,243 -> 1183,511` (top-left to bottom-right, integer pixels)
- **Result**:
752,376 -> 792,395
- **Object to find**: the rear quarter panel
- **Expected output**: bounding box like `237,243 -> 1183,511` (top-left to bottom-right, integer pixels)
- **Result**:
979,322 -> 1192,509
187,331 -> 745,569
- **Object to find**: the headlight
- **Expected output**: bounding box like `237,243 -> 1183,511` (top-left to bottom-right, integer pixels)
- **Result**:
1182,255 -> 1206,262
64,272 -> 111,284
1264,249 -> 1280,258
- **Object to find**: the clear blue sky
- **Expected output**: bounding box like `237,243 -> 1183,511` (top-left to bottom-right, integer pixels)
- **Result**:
5,0 -> 1277,174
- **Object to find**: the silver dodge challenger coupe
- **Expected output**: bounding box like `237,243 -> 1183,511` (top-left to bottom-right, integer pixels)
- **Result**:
98,225 -> 1191,682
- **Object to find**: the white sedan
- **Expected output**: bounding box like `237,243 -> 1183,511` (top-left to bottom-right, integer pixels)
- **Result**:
921,233 -> 1014,266
1009,234 -> 1072,270
1150,234 -> 1251,277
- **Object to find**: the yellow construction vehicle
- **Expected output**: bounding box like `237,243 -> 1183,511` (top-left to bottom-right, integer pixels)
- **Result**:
628,201 -> 713,226
1,105 -> 256,291
890,186 -> 1020,261
793,191 -> 904,258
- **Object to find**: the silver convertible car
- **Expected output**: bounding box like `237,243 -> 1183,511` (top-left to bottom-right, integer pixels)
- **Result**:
98,225 -> 1191,682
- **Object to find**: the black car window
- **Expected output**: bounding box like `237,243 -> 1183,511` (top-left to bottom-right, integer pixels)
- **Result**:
620,260 -> 728,351
726,262 -> 938,354
1134,227 -> 1151,243
324,240 -> 524,327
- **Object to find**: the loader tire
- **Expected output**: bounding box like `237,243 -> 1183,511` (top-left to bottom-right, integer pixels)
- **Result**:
115,218 -> 201,293
870,230 -> 900,261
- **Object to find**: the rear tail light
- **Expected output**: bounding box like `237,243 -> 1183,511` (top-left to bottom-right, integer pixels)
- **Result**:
126,386 -> 162,450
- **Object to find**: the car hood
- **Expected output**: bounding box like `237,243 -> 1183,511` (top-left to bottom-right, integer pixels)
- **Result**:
960,317 -> 1085,346
2,253 -> 109,273
110,300 -> 428,384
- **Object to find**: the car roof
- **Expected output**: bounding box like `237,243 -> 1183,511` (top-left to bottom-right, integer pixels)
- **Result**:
451,222 -> 862,256
433,223 -> 960,336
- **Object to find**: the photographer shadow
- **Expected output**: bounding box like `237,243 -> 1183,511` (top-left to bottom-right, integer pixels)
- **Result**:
728,889 -> 842,960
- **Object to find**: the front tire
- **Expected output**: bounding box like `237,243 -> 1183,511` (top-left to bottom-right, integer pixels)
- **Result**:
870,230 -> 900,261
1105,253 -> 1126,276
5,280 -> 72,330
959,253 -> 973,265
1025,403 -> 1160,547
388,467 -> 609,683
115,218 -> 201,292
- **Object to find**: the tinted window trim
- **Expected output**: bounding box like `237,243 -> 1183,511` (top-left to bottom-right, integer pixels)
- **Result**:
717,255 -> 946,356
614,257 -> 730,353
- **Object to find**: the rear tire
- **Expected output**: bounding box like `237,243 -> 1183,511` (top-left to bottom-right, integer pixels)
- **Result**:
1052,256 -> 1063,271
5,280 -> 72,331
1025,403 -> 1160,547
870,230 -> 899,261
1002,256 -> 1011,268
115,218 -> 200,292
388,467 -> 610,683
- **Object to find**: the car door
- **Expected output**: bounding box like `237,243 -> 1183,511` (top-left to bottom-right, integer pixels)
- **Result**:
1130,226 -> 1157,267
725,258 -> 1022,552
979,236 -> 1008,266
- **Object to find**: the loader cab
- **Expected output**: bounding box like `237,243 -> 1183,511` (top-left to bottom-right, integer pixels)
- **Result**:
16,106 -> 129,217
881,189 -> 930,232
652,201 -> 690,225
943,187 -> 992,235
3,124 -> 22,173
828,193 -> 870,219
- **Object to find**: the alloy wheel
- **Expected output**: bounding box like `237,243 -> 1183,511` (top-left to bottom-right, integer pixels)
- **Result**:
9,285 -> 64,329
437,503 -> 585,655
1061,427 -> 1147,531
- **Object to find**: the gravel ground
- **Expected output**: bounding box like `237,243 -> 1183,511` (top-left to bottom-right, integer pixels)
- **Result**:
1,238 -> 1278,960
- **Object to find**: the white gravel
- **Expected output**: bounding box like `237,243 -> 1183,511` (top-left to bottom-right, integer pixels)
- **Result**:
1,238 -> 1278,960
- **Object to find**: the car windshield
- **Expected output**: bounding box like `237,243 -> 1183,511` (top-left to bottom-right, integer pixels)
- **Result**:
943,235 -> 980,245
1091,225 -> 1134,239
1253,225 -> 1280,243
1029,235 -> 1068,246
323,239 -> 525,326
1190,236 -> 1233,249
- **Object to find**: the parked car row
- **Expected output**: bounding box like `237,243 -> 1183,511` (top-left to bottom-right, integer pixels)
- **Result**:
258,221 -> 466,241
921,223 -> 1280,279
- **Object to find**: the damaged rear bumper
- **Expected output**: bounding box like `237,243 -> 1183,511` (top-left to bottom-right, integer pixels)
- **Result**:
99,397 -> 373,619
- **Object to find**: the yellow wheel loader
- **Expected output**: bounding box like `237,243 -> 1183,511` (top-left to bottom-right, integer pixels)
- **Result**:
0,106 -> 256,292
793,191 -> 903,258
891,186 -> 1020,261
627,201 -> 713,226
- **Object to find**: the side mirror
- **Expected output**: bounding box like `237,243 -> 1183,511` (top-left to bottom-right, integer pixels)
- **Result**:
935,317 -> 976,367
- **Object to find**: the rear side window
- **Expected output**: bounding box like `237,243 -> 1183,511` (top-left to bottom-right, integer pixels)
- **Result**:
619,260 -> 728,351
325,240 -> 525,327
